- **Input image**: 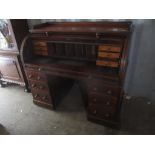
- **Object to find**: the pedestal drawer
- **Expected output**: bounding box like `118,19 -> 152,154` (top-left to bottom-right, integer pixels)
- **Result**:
29,80 -> 48,91
88,93 -> 118,107
88,80 -> 121,97
26,70 -> 46,81
88,104 -> 115,119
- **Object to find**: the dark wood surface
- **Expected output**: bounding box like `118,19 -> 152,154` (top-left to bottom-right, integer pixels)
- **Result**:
21,21 -> 132,127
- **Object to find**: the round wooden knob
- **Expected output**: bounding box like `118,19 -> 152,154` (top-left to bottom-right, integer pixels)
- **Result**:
37,76 -> 41,80
107,90 -> 112,95
105,113 -> 110,117
38,68 -> 41,71
94,110 -> 97,114
42,96 -> 48,100
31,84 -> 35,88
93,98 -> 97,102
34,94 -> 38,98
28,75 -> 32,78
94,87 -> 97,91
106,101 -> 110,105
39,86 -> 44,89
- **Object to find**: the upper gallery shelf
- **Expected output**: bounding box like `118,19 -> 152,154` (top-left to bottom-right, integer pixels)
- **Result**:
29,22 -> 132,35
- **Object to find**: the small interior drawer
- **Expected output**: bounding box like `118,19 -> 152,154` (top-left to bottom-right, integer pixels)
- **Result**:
98,52 -> 120,59
99,45 -> 122,52
96,60 -> 119,68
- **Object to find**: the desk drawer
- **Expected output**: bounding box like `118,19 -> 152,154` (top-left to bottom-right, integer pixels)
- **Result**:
32,90 -> 51,103
88,80 -> 120,97
96,60 -> 119,68
88,93 -> 117,107
29,80 -> 48,91
99,45 -> 122,52
88,104 -> 115,119
98,52 -> 120,59
26,70 -> 46,81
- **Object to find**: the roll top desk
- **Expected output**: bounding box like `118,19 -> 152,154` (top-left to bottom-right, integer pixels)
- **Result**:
21,22 -> 132,127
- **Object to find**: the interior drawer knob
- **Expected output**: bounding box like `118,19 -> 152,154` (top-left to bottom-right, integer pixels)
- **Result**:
107,90 -> 112,95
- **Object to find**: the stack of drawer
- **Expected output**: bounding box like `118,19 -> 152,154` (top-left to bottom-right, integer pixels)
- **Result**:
25,68 -> 54,109
87,78 -> 121,123
96,44 -> 122,68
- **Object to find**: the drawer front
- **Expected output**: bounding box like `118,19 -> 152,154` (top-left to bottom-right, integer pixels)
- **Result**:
99,45 -> 121,52
33,41 -> 47,47
96,60 -> 119,68
88,93 -> 118,107
88,104 -> 115,119
29,80 -> 48,91
26,70 -> 46,81
98,52 -> 120,59
88,80 -> 121,97
32,90 -> 51,104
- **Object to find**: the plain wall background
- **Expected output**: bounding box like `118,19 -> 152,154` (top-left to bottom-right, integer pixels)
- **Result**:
27,19 -> 155,101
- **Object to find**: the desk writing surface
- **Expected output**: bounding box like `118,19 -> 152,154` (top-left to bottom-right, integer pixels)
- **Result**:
25,57 -> 120,82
